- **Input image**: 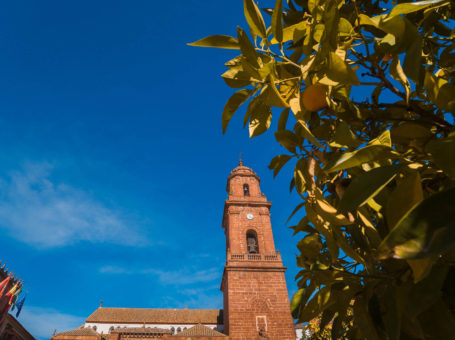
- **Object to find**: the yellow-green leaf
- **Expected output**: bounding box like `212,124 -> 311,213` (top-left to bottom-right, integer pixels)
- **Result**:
378,187 -> 455,259
426,135 -> 455,180
326,52 -> 360,86
390,57 -> 411,103
268,154 -> 293,178
324,145 -> 395,172
237,27 -> 260,69
388,0 -> 447,18
243,0 -> 267,39
271,0 -> 283,43
339,165 -> 401,213
275,130 -> 300,153
222,89 -> 254,134
262,83 -> 289,108
248,101 -> 272,138
386,171 -> 423,231
187,35 -> 240,49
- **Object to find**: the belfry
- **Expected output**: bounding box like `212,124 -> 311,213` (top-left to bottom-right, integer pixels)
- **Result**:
221,161 -> 296,339
51,162 -> 300,339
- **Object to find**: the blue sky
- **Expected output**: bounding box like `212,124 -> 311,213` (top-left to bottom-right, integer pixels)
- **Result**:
0,1 -> 305,338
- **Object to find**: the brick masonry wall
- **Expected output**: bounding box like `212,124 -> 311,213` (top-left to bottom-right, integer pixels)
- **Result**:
223,268 -> 295,340
221,165 -> 296,340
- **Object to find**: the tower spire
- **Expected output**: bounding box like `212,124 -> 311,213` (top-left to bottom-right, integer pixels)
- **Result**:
239,152 -> 243,166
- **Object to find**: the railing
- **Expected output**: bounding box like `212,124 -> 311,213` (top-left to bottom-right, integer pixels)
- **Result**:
227,252 -> 281,262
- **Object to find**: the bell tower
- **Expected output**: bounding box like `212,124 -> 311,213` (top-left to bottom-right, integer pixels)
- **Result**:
220,160 -> 296,339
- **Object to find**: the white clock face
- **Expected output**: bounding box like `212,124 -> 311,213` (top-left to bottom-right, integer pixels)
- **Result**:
246,213 -> 254,220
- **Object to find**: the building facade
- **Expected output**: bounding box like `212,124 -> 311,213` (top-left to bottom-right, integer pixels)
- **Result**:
53,163 -> 302,340
0,262 -> 34,340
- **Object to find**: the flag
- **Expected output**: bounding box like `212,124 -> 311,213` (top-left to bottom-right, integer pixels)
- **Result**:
0,274 -> 11,297
6,282 -> 19,310
15,295 -> 26,318
10,285 -> 22,311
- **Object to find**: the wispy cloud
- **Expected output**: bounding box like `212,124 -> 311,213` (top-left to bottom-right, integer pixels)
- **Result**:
0,162 -> 145,248
19,306 -> 84,340
99,265 -> 221,285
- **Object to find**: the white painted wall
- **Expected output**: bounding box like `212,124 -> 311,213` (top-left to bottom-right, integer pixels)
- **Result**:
295,328 -> 304,339
84,322 -> 223,335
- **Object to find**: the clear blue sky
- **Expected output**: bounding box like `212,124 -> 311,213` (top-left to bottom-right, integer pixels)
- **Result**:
0,1 -> 306,338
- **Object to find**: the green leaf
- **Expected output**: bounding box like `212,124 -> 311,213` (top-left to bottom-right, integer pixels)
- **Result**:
262,83 -> 289,108
271,0 -> 283,43
388,0 -> 447,18
406,264 -> 448,318
326,52 -> 360,86
291,288 -> 305,313
386,171 -> 423,231
299,285 -> 335,322
243,0 -> 267,39
391,122 -> 432,146
378,187 -> 455,259
354,296 -> 381,340
390,57 -> 411,103
324,145 -> 395,173
237,27 -> 260,69
221,68 -> 254,88
222,89 -> 254,134
248,101 -> 272,138
268,154 -> 292,178
330,121 -> 362,148
338,165 -> 401,213
307,0 -> 319,14
418,299 -> 455,340
187,35 -> 240,49
403,33 -> 422,84
369,129 -> 392,147
426,135 -> 455,180
294,158 -> 308,194
270,21 -> 305,44
287,201 -> 305,223
275,130 -> 300,153
277,108 -> 289,130
295,119 -> 323,148
424,72 -> 455,113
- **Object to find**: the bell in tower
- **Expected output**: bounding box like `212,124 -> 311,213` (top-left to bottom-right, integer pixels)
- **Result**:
246,230 -> 258,254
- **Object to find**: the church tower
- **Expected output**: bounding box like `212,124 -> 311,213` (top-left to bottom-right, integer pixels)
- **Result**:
220,161 -> 296,339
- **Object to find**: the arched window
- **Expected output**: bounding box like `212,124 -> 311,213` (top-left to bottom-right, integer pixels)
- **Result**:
177,327 -> 182,333
109,326 -> 114,332
171,327 -> 175,334
247,230 -> 259,253
243,184 -> 250,196
184,327 -> 187,330
93,326 -> 97,331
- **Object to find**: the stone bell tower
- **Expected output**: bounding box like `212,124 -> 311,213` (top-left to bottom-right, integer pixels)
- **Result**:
220,160 -> 296,339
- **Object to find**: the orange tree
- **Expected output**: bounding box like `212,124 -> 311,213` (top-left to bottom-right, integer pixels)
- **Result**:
189,0 -> 455,338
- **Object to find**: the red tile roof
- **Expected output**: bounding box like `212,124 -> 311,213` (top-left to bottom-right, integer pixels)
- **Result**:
172,324 -> 226,337
86,307 -> 223,324
55,327 -> 99,337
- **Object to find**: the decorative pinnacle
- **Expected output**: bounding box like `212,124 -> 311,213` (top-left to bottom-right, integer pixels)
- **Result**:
239,152 -> 243,166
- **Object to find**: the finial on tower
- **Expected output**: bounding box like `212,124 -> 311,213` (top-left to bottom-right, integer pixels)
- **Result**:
239,152 -> 243,166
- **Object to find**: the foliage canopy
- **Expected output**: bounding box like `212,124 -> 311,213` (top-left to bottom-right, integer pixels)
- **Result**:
190,0 -> 455,338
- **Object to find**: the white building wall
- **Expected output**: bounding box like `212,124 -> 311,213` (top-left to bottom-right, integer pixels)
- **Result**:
84,322 -> 223,335
295,328 -> 304,339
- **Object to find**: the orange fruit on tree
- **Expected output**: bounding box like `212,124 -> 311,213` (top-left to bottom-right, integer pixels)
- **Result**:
382,54 -> 393,62
300,83 -> 328,112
